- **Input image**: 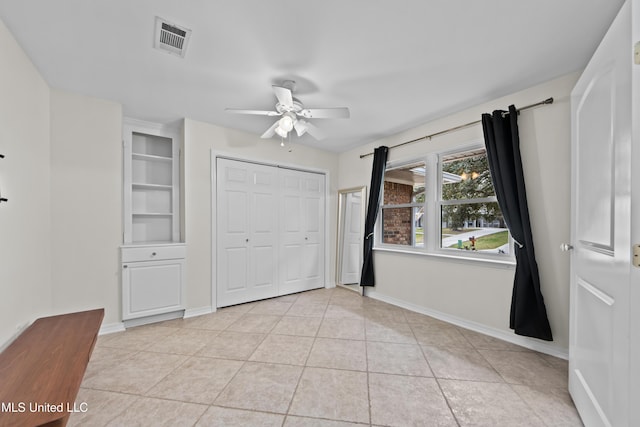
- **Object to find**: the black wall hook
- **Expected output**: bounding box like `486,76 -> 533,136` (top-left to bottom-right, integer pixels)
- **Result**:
1,153 -> 6,202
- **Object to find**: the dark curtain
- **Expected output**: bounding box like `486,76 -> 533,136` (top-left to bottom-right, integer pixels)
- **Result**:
360,146 -> 388,287
482,105 -> 553,341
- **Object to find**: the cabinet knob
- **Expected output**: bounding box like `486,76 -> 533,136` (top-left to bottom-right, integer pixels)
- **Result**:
246,239 -> 249,242
123,265 -> 128,269
151,252 -> 157,256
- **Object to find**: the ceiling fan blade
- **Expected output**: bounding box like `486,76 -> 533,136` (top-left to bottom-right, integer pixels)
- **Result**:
299,107 -> 350,119
294,119 -> 308,137
225,108 -> 281,116
272,85 -> 293,108
260,120 -> 280,139
304,122 -> 326,140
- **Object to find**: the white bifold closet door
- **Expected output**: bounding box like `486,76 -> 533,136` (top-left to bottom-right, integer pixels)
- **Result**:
216,158 -> 325,307
216,159 -> 279,307
279,168 -> 325,295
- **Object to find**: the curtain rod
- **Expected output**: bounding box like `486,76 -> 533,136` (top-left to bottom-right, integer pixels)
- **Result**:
359,97 -> 554,159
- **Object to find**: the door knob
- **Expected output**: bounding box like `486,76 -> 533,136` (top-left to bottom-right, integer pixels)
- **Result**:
560,243 -> 573,251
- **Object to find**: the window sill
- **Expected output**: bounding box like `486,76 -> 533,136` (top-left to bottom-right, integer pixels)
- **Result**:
373,245 -> 516,269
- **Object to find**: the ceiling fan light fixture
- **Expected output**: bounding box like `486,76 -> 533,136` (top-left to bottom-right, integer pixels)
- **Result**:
226,83 -> 350,141
275,126 -> 288,138
279,115 -> 294,132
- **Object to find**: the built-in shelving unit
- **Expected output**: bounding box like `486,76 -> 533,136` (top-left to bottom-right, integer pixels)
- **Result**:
124,122 -> 180,244
121,118 -> 185,327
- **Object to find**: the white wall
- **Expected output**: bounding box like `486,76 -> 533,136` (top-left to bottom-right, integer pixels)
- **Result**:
0,18 -> 52,347
183,119 -> 339,311
338,73 -> 577,355
49,89 -> 122,325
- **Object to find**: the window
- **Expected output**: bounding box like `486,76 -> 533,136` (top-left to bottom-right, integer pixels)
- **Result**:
377,145 -> 512,261
439,148 -> 509,256
380,161 -> 426,248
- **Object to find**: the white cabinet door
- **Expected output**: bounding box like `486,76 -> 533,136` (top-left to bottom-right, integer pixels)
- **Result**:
569,2 -> 635,425
279,168 -> 325,295
122,259 -> 184,320
216,158 -> 279,307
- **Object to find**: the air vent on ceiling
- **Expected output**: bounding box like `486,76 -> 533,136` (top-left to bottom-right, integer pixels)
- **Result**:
154,17 -> 191,58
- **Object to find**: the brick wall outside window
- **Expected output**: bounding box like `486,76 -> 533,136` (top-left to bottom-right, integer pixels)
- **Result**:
382,181 -> 413,245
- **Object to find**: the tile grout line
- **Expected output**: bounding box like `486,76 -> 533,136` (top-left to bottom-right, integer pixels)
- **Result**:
433,377 -> 462,427
411,312 -> 461,426
504,381 -> 551,427
281,290 -> 328,422
364,317 -> 373,427
195,312 -> 271,415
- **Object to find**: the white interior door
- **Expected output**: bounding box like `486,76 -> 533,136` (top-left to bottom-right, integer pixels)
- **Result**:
216,158 -> 278,307
340,191 -> 363,284
279,168 -> 325,295
569,2 -> 635,425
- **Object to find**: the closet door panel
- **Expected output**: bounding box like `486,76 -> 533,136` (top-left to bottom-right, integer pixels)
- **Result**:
303,172 -> 325,290
305,198 -> 321,232
217,158 -> 278,307
225,191 -> 248,232
303,243 -> 321,277
282,195 -> 301,232
253,193 -> 275,233
219,184 -> 249,299
225,247 -> 249,291
278,168 -> 325,295
248,164 -> 279,297
284,244 -> 303,279
252,245 -> 276,287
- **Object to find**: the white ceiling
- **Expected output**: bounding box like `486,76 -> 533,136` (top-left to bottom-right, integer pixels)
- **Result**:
0,1 -> 624,152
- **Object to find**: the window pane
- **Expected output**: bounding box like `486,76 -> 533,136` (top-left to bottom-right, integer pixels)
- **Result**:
440,202 -> 509,254
382,207 -> 413,245
441,149 -> 495,200
384,162 -> 426,205
414,206 -> 425,247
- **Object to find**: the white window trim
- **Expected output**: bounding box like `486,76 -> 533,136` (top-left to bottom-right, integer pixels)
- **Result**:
374,142 -> 516,266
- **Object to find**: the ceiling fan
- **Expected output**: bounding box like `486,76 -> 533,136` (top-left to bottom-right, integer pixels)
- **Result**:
225,80 -> 350,141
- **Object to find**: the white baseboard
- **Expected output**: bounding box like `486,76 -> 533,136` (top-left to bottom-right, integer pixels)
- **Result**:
124,310 -> 185,328
184,306 -> 214,318
366,289 -> 568,360
99,307 -> 213,333
99,322 -> 125,336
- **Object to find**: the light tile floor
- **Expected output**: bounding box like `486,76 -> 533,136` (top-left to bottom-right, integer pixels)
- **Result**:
70,287 -> 583,426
